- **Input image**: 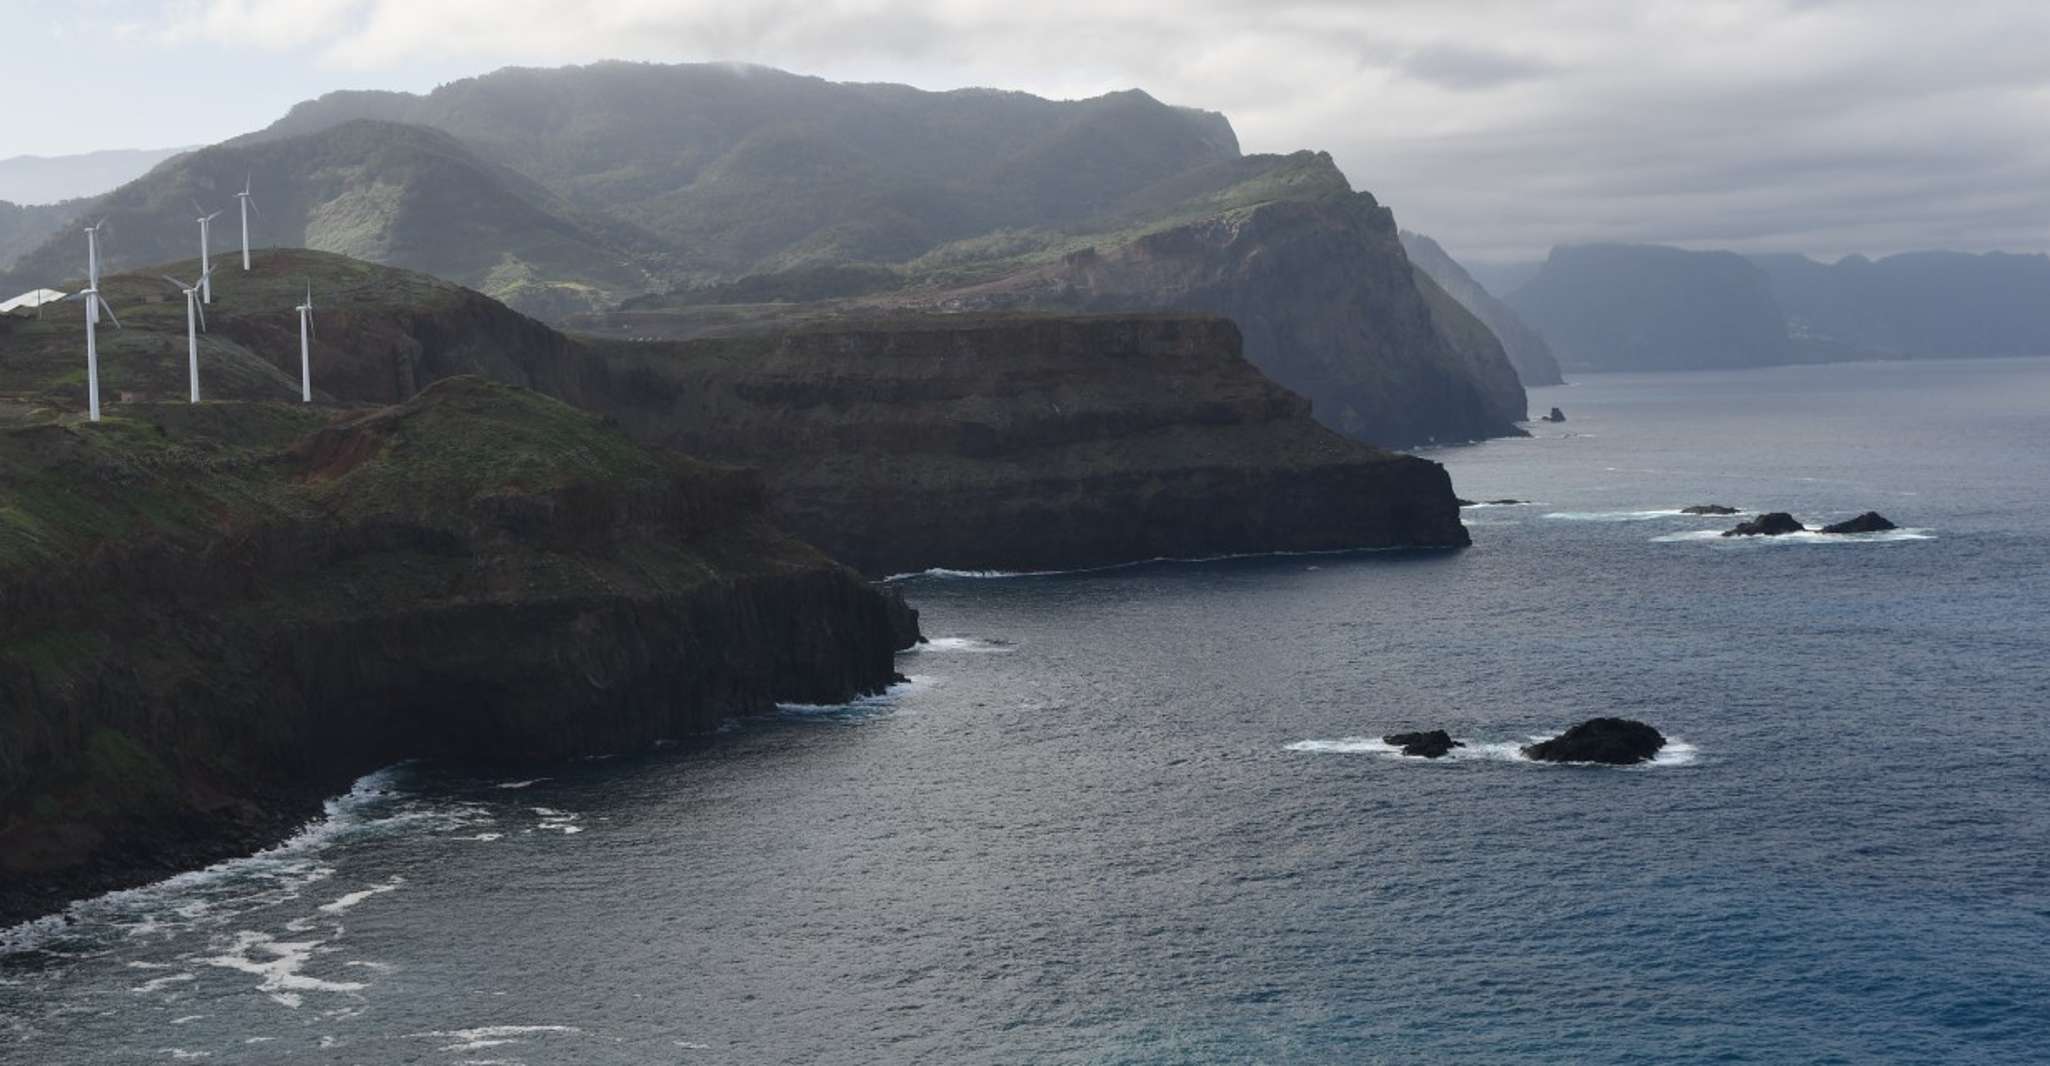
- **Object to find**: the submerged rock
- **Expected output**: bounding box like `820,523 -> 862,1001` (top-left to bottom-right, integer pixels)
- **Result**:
1485,498 -> 1525,506
1722,512 -> 1806,537
1680,504 -> 1739,515
1542,407 -> 1566,422
1522,718 -> 1666,765
1384,730 -> 1464,759
1821,511 -> 1897,534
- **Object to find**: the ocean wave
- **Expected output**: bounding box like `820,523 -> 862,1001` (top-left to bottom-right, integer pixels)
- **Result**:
1544,509 -> 1696,522
777,674 -> 935,721
410,1025 -> 582,1054
884,545 -> 1427,583
1287,734 -> 1699,769
1459,500 -> 1540,509
0,766 -> 486,956
1653,528 -> 1935,545
909,636 -> 1015,654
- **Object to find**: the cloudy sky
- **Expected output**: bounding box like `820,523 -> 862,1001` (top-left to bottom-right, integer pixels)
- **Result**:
13,0 -> 2049,263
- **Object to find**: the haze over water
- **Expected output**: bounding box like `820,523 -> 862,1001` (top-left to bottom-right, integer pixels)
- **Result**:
5,356 -> 2048,1063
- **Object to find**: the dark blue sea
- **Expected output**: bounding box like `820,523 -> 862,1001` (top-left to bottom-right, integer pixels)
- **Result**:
5,357 -> 2049,1063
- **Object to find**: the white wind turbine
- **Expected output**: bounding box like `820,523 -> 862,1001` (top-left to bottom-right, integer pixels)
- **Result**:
294,283 -> 316,402
63,281 -> 122,422
193,202 -> 222,303
235,174 -> 260,271
83,219 -> 108,323
161,267 -> 214,403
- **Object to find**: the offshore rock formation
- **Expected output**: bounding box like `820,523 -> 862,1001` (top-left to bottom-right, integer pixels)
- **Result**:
1401,230 -> 1564,387
1384,730 -> 1463,759
1523,719 -> 1667,765
1723,512 -> 1807,537
1681,504 -> 1740,515
1821,512 -> 1897,534
0,378 -> 911,926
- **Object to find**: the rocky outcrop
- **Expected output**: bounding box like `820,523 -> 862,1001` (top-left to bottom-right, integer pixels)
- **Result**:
1821,512 -> 1897,534
0,378 -> 911,927
1723,512 -> 1807,536
1681,504 -> 1740,515
579,315 -> 1472,575
1523,719 -> 1666,765
1384,730 -> 1463,758
1401,230 -> 1564,387
1543,407 -> 1566,423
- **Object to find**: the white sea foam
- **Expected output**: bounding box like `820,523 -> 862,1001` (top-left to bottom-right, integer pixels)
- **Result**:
531,808 -> 582,834
410,1025 -> 581,1054
1288,733 -> 1700,769
494,778 -> 548,790
201,930 -> 366,1008
1653,528 -> 1935,545
911,636 -> 1015,654
131,972 -> 196,994
1460,500 -> 1540,509
884,545 -> 1422,583
777,674 -> 935,719
317,878 -> 404,916
2,766 -> 492,956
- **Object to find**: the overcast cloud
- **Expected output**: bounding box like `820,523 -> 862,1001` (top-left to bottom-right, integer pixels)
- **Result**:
11,0 -> 2049,263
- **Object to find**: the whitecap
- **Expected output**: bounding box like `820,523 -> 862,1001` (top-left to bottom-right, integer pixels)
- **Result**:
409,1025 -> 581,1054
316,878 -> 404,916
493,778 -> 548,790
883,545 -> 1426,583
909,636 -> 1014,654
201,930 -> 365,1008
1656,528 -> 1935,545
1544,509 -> 1689,522
777,674 -> 935,720
131,973 -> 196,994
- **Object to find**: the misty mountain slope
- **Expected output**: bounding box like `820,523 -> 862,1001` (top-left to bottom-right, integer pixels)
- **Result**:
1507,244 -> 1791,371
244,62 -> 1240,277
1401,230 -> 1563,386
0,147 -> 195,206
1754,251 -> 2050,358
599,151 -> 1529,446
4,121 -> 663,318
0,202 -> 75,272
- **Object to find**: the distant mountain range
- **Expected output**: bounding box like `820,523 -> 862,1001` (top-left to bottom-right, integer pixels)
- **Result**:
1,61 -> 1528,446
0,146 -> 195,206
1400,231 -> 1562,386
1505,244 -> 2050,371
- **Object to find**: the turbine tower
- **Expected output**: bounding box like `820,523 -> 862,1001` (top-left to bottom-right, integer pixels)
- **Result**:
83,219 -> 107,323
64,283 -> 122,422
294,283 -> 316,402
161,269 -> 212,403
193,203 -> 222,303
235,175 -> 260,271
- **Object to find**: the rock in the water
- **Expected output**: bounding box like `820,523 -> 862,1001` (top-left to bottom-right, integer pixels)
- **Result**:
1384,730 -> 1464,759
1485,498 -> 1525,506
1522,718 -> 1666,765
1722,512 -> 1806,537
1542,407 -> 1566,422
1821,511 -> 1897,534
1455,497 -> 1476,507
1680,504 -> 1739,515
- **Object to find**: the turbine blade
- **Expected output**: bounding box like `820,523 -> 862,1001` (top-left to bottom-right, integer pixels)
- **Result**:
99,295 -> 121,330
160,274 -> 191,291
243,171 -> 251,195
196,298 -> 206,333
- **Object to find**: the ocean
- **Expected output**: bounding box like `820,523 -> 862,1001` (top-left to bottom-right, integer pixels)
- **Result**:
4,356 -> 2048,1063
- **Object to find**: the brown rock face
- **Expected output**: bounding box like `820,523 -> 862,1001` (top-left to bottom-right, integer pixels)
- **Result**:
906,190 -> 1529,447
578,315 -> 1473,576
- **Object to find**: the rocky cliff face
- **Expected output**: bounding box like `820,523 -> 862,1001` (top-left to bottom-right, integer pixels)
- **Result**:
1400,230 -> 1564,386
0,378 -> 910,926
1507,244 -> 1791,371
892,167 -> 1528,447
570,315 -> 1471,575
6,251 -> 1470,581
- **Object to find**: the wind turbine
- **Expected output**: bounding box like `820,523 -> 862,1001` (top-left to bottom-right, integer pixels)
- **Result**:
83,219 -> 108,323
235,174 -> 260,271
161,268 -> 213,403
193,202 -> 222,303
63,282 -> 122,422
294,283 -> 316,402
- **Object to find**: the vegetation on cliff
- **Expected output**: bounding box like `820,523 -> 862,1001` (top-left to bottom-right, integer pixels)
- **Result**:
0,375 -> 908,925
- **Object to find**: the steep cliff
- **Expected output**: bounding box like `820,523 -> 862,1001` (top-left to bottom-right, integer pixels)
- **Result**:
1400,230 -> 1563,386
574,315 -> 1472,575
0,378 -> 909,926
1507,244 -> 1791,371
1752,250 -> 2050,359
4,250 -> 1469,579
